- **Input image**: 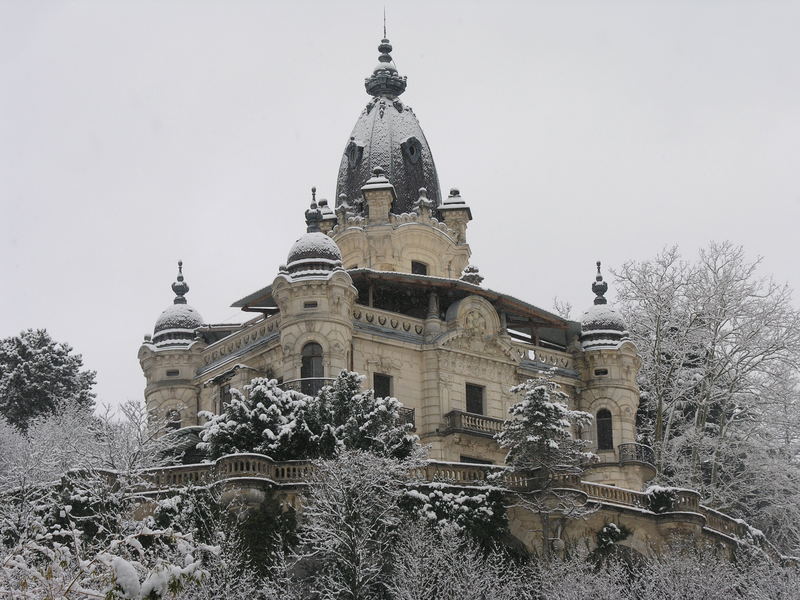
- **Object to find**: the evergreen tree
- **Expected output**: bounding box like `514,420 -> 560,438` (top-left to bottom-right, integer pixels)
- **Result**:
198,371 -> 416,461
495,375 -> 595,559
0,329 -> 96,430
496,376 -> 593,474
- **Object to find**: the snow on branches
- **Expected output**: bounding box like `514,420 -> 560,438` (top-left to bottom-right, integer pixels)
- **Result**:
496,375 -> 593,474
0,329 -> 96,430
198,370 -> 417,461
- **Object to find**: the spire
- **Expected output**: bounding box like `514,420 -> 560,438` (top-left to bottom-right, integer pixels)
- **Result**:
171,260 -> 189,305
592,261 -> 608,305
305,187 -> 322,232
365,35 -> 407,97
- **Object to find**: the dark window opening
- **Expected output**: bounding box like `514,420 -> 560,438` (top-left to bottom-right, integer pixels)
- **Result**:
460,455 -> 493,465
304,301 -> 318,309
597,409 -> 614,450
166,369 -> 180,377
594,368 -> 609,376
374,373 -> 392,398
466,383 -> 484,415
411,261 -> 428,275
301,342 -> 324,395
219,384 -> 232,413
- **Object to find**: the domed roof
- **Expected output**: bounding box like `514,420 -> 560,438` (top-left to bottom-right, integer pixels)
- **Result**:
154,303 -> 204,334
283,215 -> 343,278
335,37 -> 441,216
152,261 -> 204,346
580,262 -> 629,350
287,231 -> 342,266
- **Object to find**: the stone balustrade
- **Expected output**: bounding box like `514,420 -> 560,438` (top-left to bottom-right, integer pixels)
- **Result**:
143,455 -> 753,543
580,481 -> 646,507
443,410 -> 505,437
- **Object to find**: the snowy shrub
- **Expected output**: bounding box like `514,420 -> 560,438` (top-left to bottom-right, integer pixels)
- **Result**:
198,379 -> 316,460
644,485 -> 677,514
198,371 -> 417,461
311,370 -> 417,459
595,522 -> 632,554
399,483 -> 508,546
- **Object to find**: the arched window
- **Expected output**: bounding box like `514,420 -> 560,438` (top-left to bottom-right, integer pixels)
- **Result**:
301,342 -> 324,395
596,409 -> 613,451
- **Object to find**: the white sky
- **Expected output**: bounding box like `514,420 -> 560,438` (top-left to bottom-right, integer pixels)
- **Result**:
1,1 -> 799,409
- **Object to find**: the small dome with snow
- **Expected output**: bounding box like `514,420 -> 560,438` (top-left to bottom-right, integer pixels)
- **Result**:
287,232 -> 342,266
152,261 -> 204,347
283,209 -> 343,280
154,303 -> 204,334
579,262 -> 629,350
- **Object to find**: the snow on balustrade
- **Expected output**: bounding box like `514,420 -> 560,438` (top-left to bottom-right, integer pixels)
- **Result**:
580,481 -> 645,507
443,410 -> 505,436
142,455 -> 754,543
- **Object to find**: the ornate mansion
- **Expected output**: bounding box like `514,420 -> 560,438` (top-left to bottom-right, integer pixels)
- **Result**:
137,36 -> 776,558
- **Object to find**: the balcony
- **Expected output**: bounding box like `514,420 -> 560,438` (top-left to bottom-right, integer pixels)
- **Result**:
398,407 -> 416,430
617,442 -> 655,468
443,410 -> 505,438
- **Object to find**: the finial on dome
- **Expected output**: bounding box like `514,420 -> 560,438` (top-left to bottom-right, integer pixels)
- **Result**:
365,33 -> 407,97
592,261 -> 608,305
171,259 -> 189,305
305,189 -> 322,233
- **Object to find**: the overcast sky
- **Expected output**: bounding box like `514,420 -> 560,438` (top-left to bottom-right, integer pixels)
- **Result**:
2,1 -> 799,409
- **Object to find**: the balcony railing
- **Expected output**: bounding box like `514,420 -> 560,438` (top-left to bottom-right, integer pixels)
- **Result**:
278,377 -> 335,396
618,443 -> 655,467
443,410 -> 505,437
398,407 -> 415,430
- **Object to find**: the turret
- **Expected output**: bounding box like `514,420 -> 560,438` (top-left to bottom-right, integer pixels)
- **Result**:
138,261 -> 205,431
577,262 -> 650,489
272,194 -> 358,390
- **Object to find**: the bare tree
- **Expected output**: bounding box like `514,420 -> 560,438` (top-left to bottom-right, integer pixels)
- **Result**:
615,242 -> 800,554
296,450 -> 412,600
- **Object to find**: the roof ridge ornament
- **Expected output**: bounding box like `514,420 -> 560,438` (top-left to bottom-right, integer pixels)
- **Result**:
305,187 -> 322,233
592,261 -> 609,305
171,260 -> 189,305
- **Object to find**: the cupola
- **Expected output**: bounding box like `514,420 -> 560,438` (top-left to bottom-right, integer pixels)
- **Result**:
152,261 -> 204,347
580,262 -> 629,350
281,190 -> 344,279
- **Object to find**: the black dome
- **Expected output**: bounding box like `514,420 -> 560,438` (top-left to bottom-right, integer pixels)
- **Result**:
335,38 -> 441,215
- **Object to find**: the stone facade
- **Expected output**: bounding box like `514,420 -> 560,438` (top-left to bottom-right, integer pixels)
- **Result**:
136,35 -> 776,559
